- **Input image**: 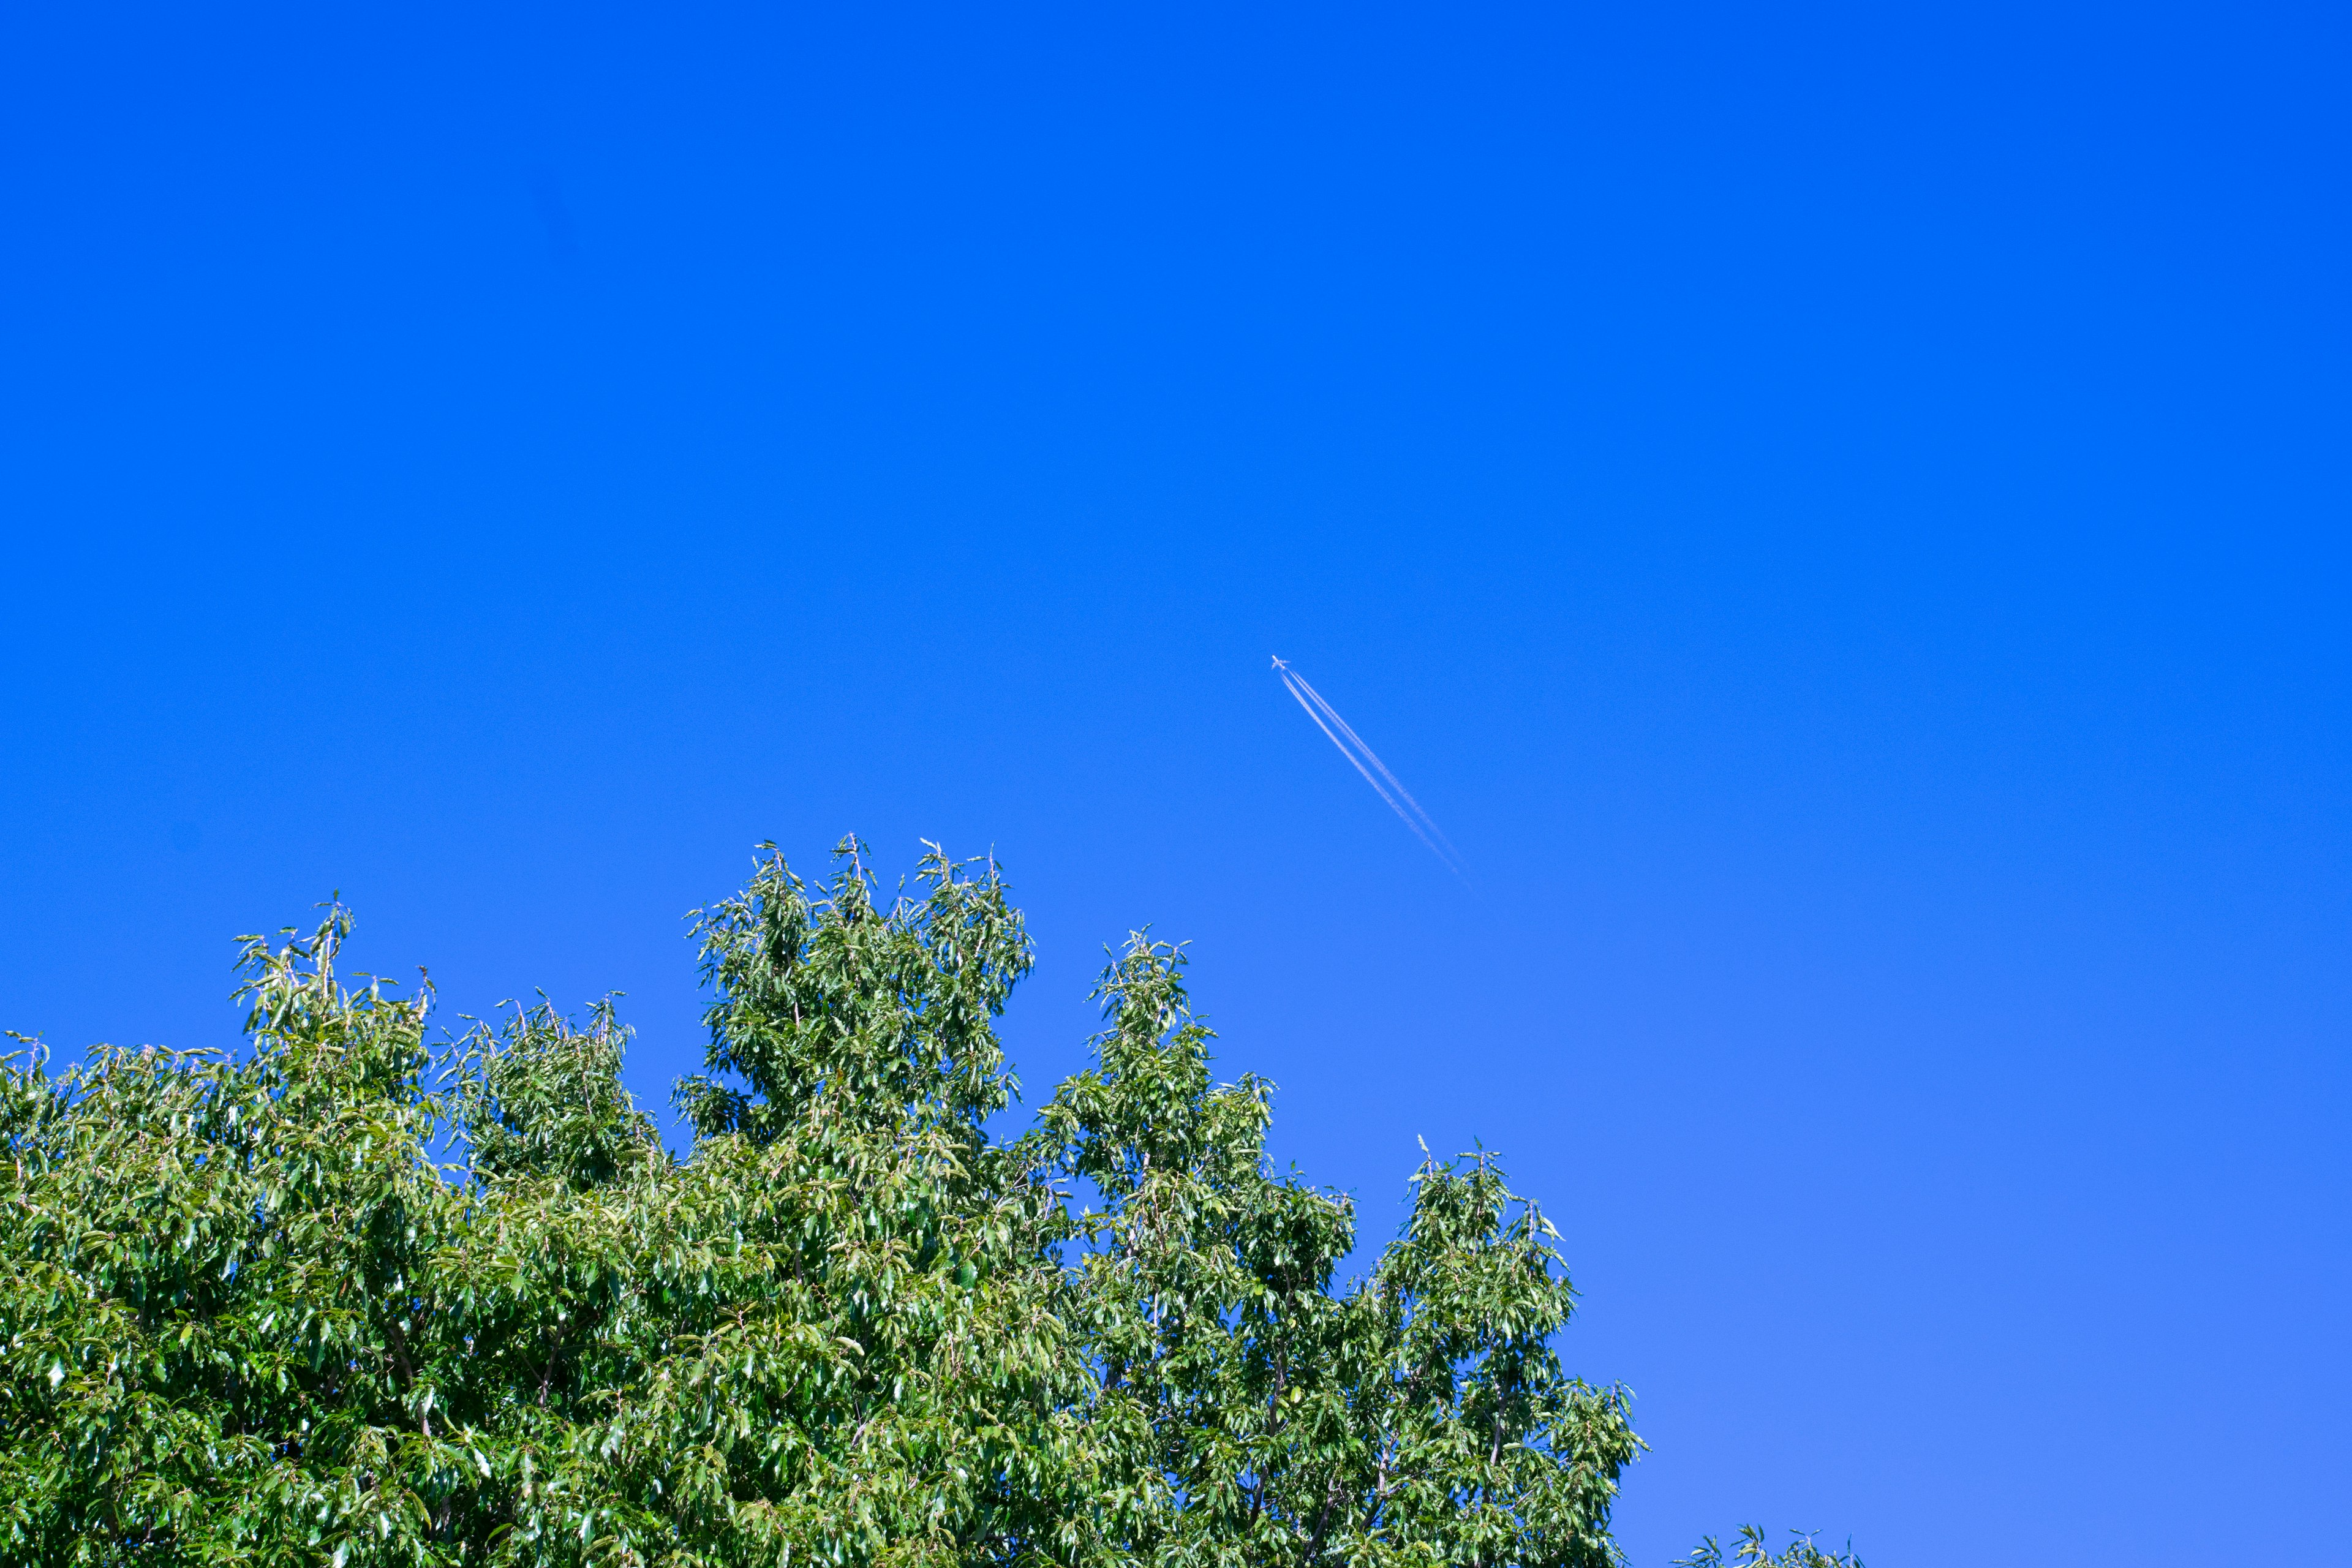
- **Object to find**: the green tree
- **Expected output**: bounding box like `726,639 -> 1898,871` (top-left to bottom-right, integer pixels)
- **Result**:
0,839 -> 1841,1567
1039,937 -> 1637,1568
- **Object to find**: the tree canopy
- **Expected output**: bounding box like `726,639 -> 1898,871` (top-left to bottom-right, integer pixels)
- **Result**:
1,840 -> 1853,1567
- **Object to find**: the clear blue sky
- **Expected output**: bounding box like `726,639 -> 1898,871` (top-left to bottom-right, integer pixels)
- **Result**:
3,2 -> 2345,1562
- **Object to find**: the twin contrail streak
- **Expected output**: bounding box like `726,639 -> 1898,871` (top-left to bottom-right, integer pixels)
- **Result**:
1273,657 -> 1466,881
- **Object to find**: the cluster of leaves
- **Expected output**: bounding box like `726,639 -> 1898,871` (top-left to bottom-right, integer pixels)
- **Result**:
0,838 -> 1819,1567
1673,1529 -> 1864,1568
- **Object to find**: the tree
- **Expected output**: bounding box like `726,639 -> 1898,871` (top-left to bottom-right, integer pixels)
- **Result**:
1038,937 -> 1636,1568
0,839 -> 1827,1566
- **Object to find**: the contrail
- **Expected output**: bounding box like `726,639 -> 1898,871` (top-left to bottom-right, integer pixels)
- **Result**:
1272,656 -> 1466,880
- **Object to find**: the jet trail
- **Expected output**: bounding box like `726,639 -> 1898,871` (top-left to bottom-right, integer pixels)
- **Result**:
1272,657 -> 1466,880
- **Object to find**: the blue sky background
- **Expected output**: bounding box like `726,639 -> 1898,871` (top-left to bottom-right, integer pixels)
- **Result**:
3,2 -> 2346,1561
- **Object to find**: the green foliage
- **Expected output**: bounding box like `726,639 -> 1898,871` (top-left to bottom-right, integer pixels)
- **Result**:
456,999 -> 658,1191
1039,938 -> 1638,1568
0,908 -> 464,1563
1673,1529 -> 1864,1568
0,837 -> 1804,1567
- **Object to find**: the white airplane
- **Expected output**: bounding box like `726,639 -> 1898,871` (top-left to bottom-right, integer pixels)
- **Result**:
1268,655 -> 1464,880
